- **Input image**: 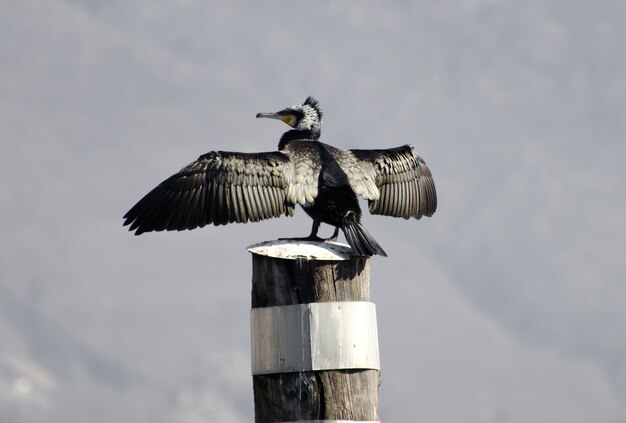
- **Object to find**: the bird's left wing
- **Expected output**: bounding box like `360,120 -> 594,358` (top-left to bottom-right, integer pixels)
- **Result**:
123,151 -> 294,234
332,144 -> 437,219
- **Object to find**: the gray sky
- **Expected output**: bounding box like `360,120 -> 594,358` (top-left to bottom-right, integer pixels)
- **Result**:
1,0 -> 625,422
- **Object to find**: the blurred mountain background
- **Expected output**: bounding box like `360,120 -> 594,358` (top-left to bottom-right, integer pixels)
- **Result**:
1,0 -> 625,421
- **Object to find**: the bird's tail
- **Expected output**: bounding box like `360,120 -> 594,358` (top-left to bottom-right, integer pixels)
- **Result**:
342,221 -> 388,257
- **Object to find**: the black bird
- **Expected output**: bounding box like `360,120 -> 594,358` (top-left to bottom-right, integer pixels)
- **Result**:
123,97 -> 437,256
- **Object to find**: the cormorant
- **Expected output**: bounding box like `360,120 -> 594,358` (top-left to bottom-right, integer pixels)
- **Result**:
123,97 -> 437,256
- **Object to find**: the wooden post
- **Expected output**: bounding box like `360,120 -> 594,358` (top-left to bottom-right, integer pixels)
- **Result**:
248,240 -> 381,423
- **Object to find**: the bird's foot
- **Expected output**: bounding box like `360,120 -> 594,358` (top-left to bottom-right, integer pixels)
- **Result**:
278,235 -> 324,242
323,228 -> 340,243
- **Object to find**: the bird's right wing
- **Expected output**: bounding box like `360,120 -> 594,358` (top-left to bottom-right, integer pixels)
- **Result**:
123,151 -> 294,234
333,145 -> 437,219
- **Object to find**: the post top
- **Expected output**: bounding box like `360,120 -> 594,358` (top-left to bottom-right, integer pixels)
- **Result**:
247,239 -> 360,261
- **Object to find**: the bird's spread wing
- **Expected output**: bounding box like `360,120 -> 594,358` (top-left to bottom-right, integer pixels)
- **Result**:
281,141 -> 322,206
123,151 -> 294,234
333,145 -> 437,219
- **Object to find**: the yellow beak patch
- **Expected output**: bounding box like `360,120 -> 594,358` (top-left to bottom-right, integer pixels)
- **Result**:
282,114 -> 296,127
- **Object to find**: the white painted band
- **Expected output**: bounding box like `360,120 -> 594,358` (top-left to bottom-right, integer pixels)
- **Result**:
280,421 -> 381,423
251,302 -> 380,375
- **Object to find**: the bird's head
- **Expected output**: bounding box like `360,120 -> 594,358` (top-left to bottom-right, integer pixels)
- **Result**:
256,96 -> 323,135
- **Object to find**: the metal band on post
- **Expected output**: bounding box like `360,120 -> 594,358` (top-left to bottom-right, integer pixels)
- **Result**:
251,301 -> 380,374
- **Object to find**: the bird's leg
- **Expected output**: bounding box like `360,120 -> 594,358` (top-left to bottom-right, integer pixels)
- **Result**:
303,219 -> 323,241
279,219 -> 323,242
324,226 -> 340,242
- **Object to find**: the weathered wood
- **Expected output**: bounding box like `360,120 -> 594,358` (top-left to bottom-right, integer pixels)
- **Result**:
250,241 -> 370,308
253,370 -> 380,422
249,240 -> 380,423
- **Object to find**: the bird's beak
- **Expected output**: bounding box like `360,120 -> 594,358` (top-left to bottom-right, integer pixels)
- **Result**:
255,112 -> 282,120
256,111 -> 296,127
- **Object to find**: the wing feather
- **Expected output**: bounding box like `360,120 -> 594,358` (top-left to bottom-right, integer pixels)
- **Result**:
221,184 -> 231,225
267,187 -> 279,217
243,185 -> 257,222
250,185 -> 265,220
185,187 -> 200,229
196,185 -> 207,228
123,150 -> 294,234
333,144 -> 437,219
